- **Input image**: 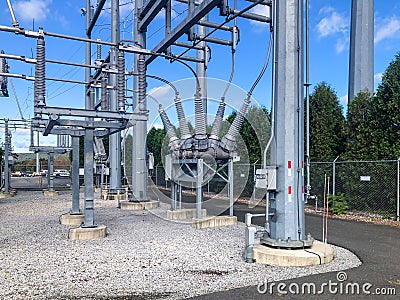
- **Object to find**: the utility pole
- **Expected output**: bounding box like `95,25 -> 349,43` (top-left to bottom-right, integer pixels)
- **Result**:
348,0 -> 374,102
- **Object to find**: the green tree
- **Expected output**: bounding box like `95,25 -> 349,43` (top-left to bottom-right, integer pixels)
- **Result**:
146,127 -> 167,166
370,53 -> 400,159
221,105 -> 270,164
344,91 -> 376,160
309,82 -> 346,161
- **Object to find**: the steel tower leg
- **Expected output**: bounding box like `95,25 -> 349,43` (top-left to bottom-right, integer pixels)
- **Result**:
71,136 -> 81,214
48,151 -> 54,192
132,0 -> 148,201
348,0 -> 374,102
261,0 -> 312,248
83,0 -> 96,227
109,0 -> 122,191
3,120 -> 10,193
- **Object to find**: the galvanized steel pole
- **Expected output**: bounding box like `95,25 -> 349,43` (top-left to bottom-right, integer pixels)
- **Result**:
83,0 -> 95,227
109,0 -> 122,191
348,0 -> 374,102
262,0 -> 311,248
71,136 -> 80,214
3,119 -> 10,193
132,0 -> 148,201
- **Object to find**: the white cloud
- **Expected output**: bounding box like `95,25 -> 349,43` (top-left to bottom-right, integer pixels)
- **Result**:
335,38 -> 348,54
339,94 -> 348,106
14,0 -> 52,22
147,85 -> 174,102
374,72 -> 383,83
316,7 -> 349,54
375,17 -> 400,44
248,5 -> 271,31
317,9 -> 348,38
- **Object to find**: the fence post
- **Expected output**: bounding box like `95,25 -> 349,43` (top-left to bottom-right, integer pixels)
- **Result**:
332,156 -> 339,197
397,158 -> 399,221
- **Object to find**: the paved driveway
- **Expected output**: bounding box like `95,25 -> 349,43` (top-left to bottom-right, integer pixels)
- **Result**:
191,202 -> 400,299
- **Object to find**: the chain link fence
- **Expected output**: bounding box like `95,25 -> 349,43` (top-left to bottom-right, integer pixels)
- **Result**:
152,160 -> 400,220
310,160 -> 400,220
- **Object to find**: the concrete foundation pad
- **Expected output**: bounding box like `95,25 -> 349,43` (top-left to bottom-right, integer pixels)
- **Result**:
60,213 -> 84,226
43,190 -> 59,196
69,225 -> 107,240
120,200 -> 159,210
167,209 -> 207,220
0,192 -> 13,198
252,240 -> 334,266
192,216 -> 238,229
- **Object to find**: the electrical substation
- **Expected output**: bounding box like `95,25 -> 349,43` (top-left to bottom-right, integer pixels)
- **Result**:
1,0 -> 374,268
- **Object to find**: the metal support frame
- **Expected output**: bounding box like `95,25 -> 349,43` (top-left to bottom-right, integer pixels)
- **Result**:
196,158 -> 204,219
109,0 -> 122,192
3,120 -> 10,193
71,136 -> 81,214
47,151 -> 54,192
228,158 -> 234,216
131,0 -> 149,202
83,0 -> 95,228
145,0 -> 221,65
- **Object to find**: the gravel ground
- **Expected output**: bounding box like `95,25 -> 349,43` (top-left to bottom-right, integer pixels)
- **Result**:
0,191 -> 361,300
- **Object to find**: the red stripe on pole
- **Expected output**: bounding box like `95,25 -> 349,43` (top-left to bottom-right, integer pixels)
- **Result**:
302,186 -> 304,194
288,160 -> 292,169
288,186 -> 292,195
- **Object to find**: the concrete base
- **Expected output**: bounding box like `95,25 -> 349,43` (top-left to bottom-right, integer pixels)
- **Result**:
102,191 -> 129,201
0,192 -> 13,198
192,216 -> 238,229
252,240 -> 334,266
60,213 -> 84,226
43,190 -> 59,196
120,200 -> 159,210
167,209 -> 207,220
69,225 -> 107,240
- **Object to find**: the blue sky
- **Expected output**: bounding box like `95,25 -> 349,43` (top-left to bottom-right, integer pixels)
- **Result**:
1,0 -> 400,152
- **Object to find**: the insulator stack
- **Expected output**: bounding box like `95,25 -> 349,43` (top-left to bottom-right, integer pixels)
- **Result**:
101,77 -> 109,110
174,96 -> 191,139
34,36 -> 46,107
159,104 -> 180,150
194,92 -> 206,137
137,54 -> 146,111
117,51 -> 125,112
220,96 -> 251,151
209,97 -> 226,140
97,42 -> 102,60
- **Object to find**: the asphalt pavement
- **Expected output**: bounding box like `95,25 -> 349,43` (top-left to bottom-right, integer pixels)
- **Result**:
9,176 -> 71,190
190,201 -> 400,299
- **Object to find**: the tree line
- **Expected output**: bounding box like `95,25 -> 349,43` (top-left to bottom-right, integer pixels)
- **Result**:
310,53 -> 400,162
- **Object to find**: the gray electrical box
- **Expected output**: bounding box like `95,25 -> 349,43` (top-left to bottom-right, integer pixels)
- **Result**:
255,167 -> 276,191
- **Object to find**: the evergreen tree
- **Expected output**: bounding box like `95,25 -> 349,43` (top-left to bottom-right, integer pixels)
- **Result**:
146,127 -> 167,166
309,82 -> 346,161
345,91 -> 375,160
372,53 -> 400,159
